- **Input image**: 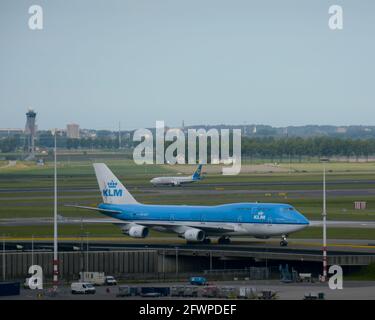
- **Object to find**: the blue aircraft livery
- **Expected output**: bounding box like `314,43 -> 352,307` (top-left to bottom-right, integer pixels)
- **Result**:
69,163 -> 310,246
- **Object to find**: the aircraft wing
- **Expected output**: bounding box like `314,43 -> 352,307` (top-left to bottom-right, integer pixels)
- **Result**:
124,220 -> 235,233
65,205 -> 122,214
65,205 -> 234,232
58,215 -> 234,233
309,220 -> 375,228
89,219 -> 233,233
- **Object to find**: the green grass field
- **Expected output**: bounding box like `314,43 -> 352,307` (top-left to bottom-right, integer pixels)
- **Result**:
1,156 -> 375,239
0,225 -> 373,241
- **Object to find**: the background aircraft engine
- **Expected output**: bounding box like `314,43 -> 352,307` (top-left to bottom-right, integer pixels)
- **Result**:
127,225 -> 149,238
183,228 -> 205,242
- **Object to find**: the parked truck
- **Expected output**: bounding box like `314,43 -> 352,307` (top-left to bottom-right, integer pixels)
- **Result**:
79,272 -> 106,285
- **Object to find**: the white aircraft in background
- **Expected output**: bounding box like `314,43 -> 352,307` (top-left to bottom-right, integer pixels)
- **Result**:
150,164 -> 203,186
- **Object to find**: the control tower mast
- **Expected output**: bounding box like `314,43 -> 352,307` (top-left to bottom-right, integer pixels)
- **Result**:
25,109 -> 37,159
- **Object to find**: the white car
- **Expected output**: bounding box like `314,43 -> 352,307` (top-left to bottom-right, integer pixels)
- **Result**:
105,276 -> 117,286
71,282 -> 96,294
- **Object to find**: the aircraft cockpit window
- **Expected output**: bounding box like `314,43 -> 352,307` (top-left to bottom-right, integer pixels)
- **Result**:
280,207 -> 296,218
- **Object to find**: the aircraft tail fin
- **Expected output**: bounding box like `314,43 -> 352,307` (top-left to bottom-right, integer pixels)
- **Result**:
93,163 -> 138,205
192,164 -> 203,180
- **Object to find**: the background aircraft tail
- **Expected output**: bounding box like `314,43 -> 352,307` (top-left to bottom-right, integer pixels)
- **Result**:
93,163 -> 138,205
192,164 -> 203,180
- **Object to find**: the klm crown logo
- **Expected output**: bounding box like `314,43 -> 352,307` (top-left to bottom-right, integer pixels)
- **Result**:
103,180 -> 123,197
107,180 -> 117,189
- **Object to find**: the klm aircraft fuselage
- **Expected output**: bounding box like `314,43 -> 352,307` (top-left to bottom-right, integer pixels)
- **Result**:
98,202 -> 309,237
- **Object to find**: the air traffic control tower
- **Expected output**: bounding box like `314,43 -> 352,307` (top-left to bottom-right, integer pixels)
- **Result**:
25,108 -> 37,160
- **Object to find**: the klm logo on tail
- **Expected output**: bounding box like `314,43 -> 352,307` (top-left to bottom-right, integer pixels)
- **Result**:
103,180 -> 123,197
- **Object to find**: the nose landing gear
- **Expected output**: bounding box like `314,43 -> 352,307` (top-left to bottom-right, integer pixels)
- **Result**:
280,235 -> 288,247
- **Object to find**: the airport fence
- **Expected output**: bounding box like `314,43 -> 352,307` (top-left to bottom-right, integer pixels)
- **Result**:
0,250 -> 159,281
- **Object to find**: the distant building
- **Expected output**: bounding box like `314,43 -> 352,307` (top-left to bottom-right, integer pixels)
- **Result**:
67,123 -> 80,139
0,128 -> 24,137
336,127 -> 347,134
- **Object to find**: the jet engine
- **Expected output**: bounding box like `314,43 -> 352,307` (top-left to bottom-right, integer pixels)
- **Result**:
183,228 -> 205,242
124,225 -> 149,238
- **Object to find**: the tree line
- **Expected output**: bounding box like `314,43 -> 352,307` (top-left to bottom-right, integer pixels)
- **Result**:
1,135 -> 375,160
241,137 -> 375,161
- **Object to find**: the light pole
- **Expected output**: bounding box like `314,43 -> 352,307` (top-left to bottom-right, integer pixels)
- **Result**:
209,251 -> 212,272
162,250 -> 165,281
118,122 -> 121,150
2,234 -> 5,281
31,235 -> 34,266
80,217 -> 84,272
321,158 -> 329,282
86,232 -> 90,272
175,247 -> 178,278
53,130 -> 58,291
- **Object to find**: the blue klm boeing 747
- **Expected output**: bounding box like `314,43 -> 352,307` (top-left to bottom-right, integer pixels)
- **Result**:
70,163 -> 310,246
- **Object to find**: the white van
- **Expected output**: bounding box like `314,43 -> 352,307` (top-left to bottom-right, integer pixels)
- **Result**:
71,282 -> 96,294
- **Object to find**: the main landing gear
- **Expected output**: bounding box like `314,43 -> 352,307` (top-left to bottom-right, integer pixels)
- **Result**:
218,236 -> 231,245
280,235 -> 288,247
203,238 -> 211,244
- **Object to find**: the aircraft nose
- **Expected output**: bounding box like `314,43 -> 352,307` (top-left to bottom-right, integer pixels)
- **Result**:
298,212 -> 310,225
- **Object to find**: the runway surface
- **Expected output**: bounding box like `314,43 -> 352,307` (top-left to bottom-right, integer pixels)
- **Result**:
1,188 -> 375,202
2,177 -> 375,193
2,217 -> 375,229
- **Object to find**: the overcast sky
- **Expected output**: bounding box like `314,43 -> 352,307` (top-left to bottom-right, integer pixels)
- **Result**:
0,0 -> 374,130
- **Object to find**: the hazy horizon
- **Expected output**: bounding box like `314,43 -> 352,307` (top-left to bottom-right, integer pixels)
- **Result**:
4,120 -> 375,132
1,1 -> 374,130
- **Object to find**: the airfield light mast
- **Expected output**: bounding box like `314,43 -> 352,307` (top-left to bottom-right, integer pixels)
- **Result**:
2,235 -> 5,281
53,130 -> 59,291
118,122 -> 121,150
86,232 -> 89,272
31,235 -> 34,266
321,158 -> 329,282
